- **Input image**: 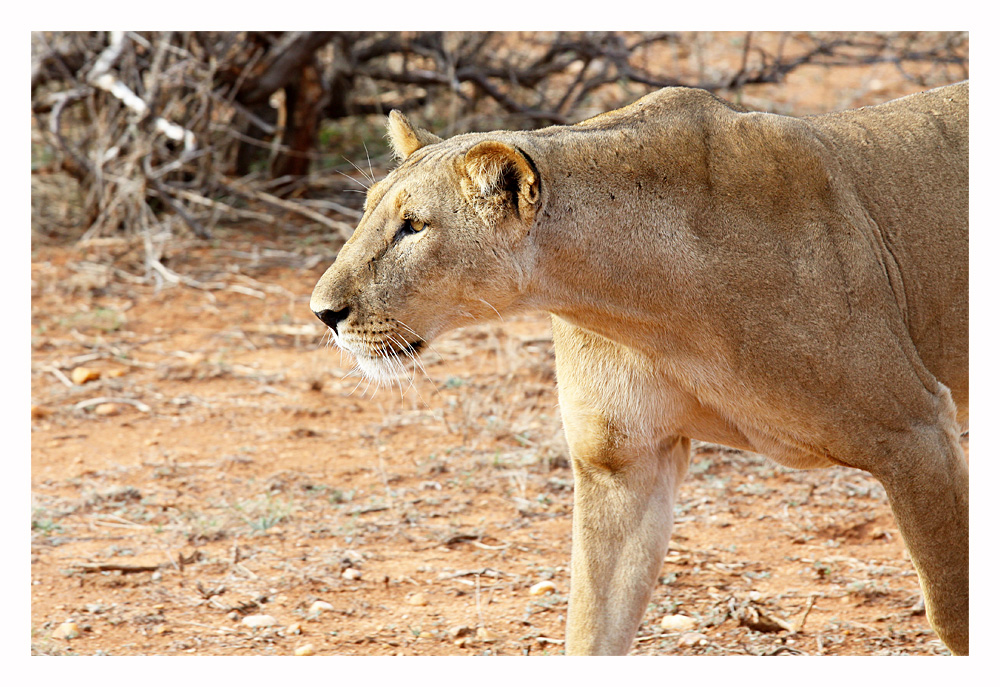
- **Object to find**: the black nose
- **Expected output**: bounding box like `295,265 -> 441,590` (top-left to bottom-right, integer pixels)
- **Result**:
314,307 -> 350,333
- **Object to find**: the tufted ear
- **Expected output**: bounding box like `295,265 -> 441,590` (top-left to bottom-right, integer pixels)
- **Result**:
386,110 -> 442,160
462,141 -> 540,227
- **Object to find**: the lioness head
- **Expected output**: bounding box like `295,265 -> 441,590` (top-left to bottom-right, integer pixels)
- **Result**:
310,112 -> 541,383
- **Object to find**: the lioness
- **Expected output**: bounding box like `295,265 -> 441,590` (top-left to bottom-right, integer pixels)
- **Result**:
310,82 -> 969,655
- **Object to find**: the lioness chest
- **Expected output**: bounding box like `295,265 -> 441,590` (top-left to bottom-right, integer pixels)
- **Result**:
551,316 -> 831,470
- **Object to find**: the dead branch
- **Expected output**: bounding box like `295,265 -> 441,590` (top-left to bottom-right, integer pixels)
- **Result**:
218,178 -> 355,237
74,396 -> 152,413
235,32 -> 336,106
73,562 -> 162,573
31,31 -> 967,289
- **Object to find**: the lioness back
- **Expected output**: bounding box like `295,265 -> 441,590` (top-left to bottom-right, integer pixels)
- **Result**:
806,83 -> 968,420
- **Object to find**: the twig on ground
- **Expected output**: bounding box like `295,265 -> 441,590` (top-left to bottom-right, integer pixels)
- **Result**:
73,396 -> 152,413
438,568 -> 507,580
73,562 -> 162,574
44,366 -> 75,388
347,505 -> 390,515
794,594 -> 818,633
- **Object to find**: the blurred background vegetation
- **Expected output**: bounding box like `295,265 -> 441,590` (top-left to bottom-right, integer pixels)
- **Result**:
31,31 -> 968,273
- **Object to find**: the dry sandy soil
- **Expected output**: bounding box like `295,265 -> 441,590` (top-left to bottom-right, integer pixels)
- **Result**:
31,59 -> 970,658
30,230 -> 966,659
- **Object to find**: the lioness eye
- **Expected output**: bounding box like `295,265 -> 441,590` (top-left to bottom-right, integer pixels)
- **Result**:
394,218 -> 426,242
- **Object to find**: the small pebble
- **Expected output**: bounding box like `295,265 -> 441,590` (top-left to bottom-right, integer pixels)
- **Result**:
342,568 -> 362,581
308,600 -> 334,616
70,367 -> 100,385
536,636 -> 563,646
529,580 -> 557,596
286,622 -> 302,635
294,643 -> 316,656
406,593 -> 429,606
476,627 -> 498,642
52,622 -> 80,640
94,403 -> 119,416
241,614 -> 279,629
448,625 -> 473,639
660,614 -> 697,632
677,631 -> 709,647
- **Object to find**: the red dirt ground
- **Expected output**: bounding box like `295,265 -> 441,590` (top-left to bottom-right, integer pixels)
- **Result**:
30,227 -> 965,657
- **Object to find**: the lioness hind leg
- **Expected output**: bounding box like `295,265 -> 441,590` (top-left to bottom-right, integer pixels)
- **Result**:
565,435 -> 690,655
868,423 -> 969,655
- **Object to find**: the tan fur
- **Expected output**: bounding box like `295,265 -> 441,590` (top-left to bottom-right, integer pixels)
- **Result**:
311,83 -> 969,655
385,110 -> 441,160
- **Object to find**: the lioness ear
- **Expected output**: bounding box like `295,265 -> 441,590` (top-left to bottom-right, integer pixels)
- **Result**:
462,141 -> 540,227
386,110 -> 442,160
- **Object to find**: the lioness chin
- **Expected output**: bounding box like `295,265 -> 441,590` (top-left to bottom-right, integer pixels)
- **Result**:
311,82 -> 969,655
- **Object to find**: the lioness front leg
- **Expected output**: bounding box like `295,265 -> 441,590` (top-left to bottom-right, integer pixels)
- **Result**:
868,418 -> 969,654
563,422 -> 690,655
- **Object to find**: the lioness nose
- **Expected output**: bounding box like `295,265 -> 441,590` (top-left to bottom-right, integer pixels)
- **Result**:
314,307 -> 350,333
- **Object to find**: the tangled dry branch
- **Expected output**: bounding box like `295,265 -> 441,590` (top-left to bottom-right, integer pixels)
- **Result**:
31,31 -> 968,283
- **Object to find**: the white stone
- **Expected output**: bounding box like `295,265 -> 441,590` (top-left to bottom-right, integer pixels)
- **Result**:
309,600 -> 335,615
476,627 -> 498,642
529,580 -> 557,596
659,614 -> 697,632
406,592 -> 429,606
52,621 -> 80,640
242,614 -> 279,629
677,631 -> 709,647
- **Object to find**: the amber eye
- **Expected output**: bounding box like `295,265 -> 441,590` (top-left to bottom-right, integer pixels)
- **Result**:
394,218 -> 426,242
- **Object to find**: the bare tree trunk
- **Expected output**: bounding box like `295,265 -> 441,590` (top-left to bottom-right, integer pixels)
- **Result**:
272,57 -> 329,179
235,32 -> 335,106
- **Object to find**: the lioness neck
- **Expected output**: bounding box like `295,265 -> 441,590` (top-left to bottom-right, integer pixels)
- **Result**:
509,97 -> 725,355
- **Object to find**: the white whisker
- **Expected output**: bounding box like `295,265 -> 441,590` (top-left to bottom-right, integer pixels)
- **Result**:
343,156 -> 375,186
336,169 -> 370,190
478,298 -> 505,323
385,335 -> 406,400
363,141 -> 376,185
349,370 -> 367,395
389,332 -> 433,406
390,334 -> 416,398
393,319 -> 440,387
